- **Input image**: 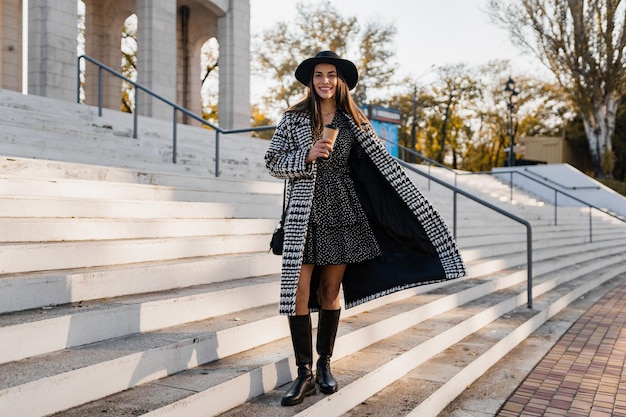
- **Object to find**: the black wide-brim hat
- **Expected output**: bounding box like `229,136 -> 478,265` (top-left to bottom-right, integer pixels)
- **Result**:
295,51 -> 359,90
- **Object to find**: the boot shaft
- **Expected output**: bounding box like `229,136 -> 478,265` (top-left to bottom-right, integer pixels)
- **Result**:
316,308 -> 341,358
288,314 -> 313,368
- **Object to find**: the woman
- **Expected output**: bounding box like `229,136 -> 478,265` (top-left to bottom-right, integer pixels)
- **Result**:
265,51 -> 466,407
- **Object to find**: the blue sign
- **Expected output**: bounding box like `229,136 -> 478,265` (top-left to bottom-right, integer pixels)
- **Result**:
361,106 -> 401,157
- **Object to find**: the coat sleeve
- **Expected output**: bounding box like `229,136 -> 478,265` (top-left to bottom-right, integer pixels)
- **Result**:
265,113 -> 315,180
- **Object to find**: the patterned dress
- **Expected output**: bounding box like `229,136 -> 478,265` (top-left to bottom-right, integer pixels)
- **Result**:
266,110 -> 466,315
302,113 -> 382,265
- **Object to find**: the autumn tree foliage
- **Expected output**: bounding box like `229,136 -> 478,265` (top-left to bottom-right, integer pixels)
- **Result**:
487,0 -> 626,178
252,1 -> 397,116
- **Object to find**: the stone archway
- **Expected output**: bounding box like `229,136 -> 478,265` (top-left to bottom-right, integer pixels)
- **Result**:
82,0 -> 136,111
1,0 -> 250,128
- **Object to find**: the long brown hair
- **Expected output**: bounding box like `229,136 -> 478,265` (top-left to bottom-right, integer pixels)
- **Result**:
287,65 -> 368,138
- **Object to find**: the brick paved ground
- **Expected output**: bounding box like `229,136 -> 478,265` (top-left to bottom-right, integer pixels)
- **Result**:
497,280 -> 626,417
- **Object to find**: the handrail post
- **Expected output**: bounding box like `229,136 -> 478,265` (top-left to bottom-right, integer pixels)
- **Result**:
527,225 -> 533,308
76,56 -> 81,103
215,130 -> 220,177
172,108 -> 178,163
453,189 -> 458,238
509,171 -> 513,202
589,206 -> 593,243
97,66 -> 103,117
554,190 -> 558,225
133,93 -> 138,139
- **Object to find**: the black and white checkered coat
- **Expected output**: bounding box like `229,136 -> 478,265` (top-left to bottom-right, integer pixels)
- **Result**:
266,110 -> 467,316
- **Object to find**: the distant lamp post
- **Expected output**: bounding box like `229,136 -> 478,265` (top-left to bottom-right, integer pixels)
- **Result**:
504,77 -> 519,167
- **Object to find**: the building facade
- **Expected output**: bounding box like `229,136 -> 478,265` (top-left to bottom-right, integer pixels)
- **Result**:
0,0 -> 250,129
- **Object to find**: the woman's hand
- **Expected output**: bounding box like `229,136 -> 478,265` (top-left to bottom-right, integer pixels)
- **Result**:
306,137 -> 335,163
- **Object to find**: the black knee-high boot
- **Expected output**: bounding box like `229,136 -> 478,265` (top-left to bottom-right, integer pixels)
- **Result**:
316,308 -> 340,394
281,314 -> 316,406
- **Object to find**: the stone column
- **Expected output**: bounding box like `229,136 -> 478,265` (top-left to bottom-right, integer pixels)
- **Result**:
28,0 -> 77,101
135,0 -> 176,120
83,0 -> 130,110
217,0 -> 250,129
0,0 -> 23,92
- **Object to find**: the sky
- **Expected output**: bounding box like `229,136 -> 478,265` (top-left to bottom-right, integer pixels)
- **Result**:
249,0 -> 550,85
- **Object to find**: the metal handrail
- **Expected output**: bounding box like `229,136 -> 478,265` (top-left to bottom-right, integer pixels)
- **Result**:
77,54 -> 276,177
456,170 -> 626,242
76,58 -> 534,307
391,141 -> 457,191
380,137 -> 534,308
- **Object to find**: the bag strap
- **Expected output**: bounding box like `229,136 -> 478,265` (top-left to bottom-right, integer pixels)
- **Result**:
280,180 -> 287,225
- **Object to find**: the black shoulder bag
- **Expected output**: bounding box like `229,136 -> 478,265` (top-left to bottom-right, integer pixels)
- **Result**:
269,181 -> 287,255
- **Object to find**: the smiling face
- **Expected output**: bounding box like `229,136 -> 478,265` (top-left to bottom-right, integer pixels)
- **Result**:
312,63 -> 338,101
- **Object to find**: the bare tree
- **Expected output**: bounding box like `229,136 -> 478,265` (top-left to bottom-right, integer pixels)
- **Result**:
432,64 -> 479,166
253,1 -> 397,117
353,20 -> 397,104
488,0 -> 626,178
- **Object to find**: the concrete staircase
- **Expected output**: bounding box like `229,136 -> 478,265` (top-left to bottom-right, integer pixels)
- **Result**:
1,89 -> 625,417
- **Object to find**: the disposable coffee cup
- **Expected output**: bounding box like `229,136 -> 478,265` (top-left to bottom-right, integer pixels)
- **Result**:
321,124 -> 339,159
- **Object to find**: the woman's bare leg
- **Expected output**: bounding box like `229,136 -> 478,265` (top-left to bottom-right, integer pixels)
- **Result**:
318,264 -> 346,310
295,263 -> 315,315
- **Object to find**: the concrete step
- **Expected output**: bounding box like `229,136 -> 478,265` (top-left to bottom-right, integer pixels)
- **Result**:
0,175 -> 279,205
405,168 -> 548,209
0,195 -> 280,219
2,211 -> 618,315
456,223 -> 620,247
2,157 -> 601,234
0,253 -> 281,315
19,250 -> 622,417
0,275 -> 456,417
0,132 -> 272,181
2,226 -> 561,353
2,90 -> 625,417
461,231 -> 623,263
0,217 -> 276,242
341,262 -> 626,417
187,255 -> 626,417
0,89 -> 274,181
438,270 -> 626,417
0,89 -> 101,121
0,139 -> 271,180
0,274 -> 281,365
0,234 -> 273,275
0,156 -> 281,194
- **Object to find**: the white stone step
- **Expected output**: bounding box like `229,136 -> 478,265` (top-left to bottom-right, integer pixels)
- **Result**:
20,250 -> 622,417
461,230 -> 623,262
0,234 -> 273,275
437,272 -> 625,417
0,217 -> 275,242
0,156 -> 281,191
0,274 -> 281,365
337,262 -> 626,417
0,175 -> 279,205
0,89 -> 275,181
0,196 -> 280,219
1,229 -> 623,416
0,217 -> 276,243
0,253 -> 281,314
1,140 -> 272,180
2,89 -> 625,417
